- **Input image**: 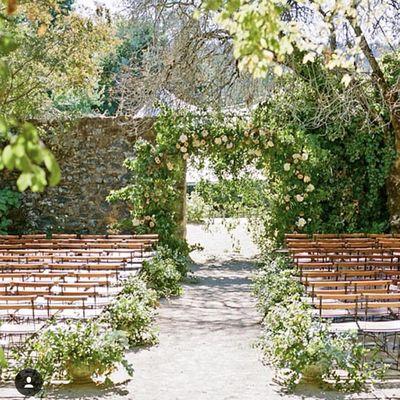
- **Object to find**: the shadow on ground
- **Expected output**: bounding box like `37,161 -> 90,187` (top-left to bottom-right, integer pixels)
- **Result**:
4,258 -> 399,400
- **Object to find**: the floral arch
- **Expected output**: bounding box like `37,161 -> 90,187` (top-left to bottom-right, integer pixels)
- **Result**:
108,107 -> 325,253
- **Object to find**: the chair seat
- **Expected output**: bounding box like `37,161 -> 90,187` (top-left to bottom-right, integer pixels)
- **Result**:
357,320 -> 400,333
0,322 -> 43,334
59,308 -> 103,319
312,308 -> 350,318
329,321 -> 359,333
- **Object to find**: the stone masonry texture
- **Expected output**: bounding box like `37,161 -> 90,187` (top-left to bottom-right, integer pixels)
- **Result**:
2,116 -> 154,234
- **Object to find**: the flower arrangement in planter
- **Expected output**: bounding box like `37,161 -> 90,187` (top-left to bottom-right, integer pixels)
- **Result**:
140,248 -> 184,298
120,274 -> 159,306
13,321 -> 133,385
102,291 -> 158,347
254,255 -> 386,392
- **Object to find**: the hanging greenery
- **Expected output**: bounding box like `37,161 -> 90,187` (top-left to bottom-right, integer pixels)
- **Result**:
110,85 -> 392,252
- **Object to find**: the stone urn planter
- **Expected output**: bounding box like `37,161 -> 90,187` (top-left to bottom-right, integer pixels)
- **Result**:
301,364 -> 324,383
67,361 -> 104,383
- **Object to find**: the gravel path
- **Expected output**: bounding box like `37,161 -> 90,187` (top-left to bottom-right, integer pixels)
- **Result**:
123,219 -> 276,399
125,259 -> 275,400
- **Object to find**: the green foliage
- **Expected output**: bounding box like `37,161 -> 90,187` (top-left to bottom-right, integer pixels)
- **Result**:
252,71 -> 393,249
102,293 -> 158,347
0,347 -> 7,370
261,301 -> 380,391
0,188 -> 20,233
201,0 -> 396,83
102,275 -> 159,347
1,1 -> 115,119
194,178 -> 269,219
255,255 -> 384,392
140,246 -> 185,297
51,89 -> 103,116
202,0 -> 290,77
0,121 -> 61,191
120,274 -> 159,306
13,320 -> 133,384
155,244 -> 190,277
108,107 -> 269,252
0,5 -> 61,191
111,100 -> 391,254
253,255 -> 303,317
187,190 -> 212,223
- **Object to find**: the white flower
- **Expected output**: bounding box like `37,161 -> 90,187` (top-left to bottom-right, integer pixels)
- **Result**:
267,140 -> 274,147
166,162 -> 174,171
303,175 -> 311,183
132,219 -> 141,227
302,152 -> 309,161
295,194 -> 304,202
193,140 -> 201,147
294,158 -> 299,164
149,221 -> 155,228
222,135 -> 228,142
297,174 -> 304,180
284,163 -> 291,171
306,184 -> 315,192
284,195 -> 290,202
296,217 -> 307,228
155,157 -> 161,164
292,153 -> 301,159
254,149 -> 262,157
180,146 -> 187,153
183,153 -> 189,160
201,140 -> 206,146
214,137 -> 222,145
179,134 -> 188,143
226,142 -> 233,149
244,131 -> 250,137
201,130 -> 208,137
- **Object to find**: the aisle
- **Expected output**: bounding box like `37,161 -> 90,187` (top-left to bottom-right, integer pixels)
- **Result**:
13,220 -> 397,399
127,259 -> 276,400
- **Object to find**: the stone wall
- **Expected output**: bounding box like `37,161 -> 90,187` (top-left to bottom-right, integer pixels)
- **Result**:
3,116 -> 154,233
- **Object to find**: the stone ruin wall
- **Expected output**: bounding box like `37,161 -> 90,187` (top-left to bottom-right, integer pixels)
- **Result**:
2,116 -> 154,234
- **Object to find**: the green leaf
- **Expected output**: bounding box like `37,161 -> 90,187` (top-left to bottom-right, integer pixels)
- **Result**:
0,34 -> 18,56
13,143 -> 26,158
0,60 -> 10,82
0,347 -> 7,369
43,151 -> 61,186
17,172 -> 32,191
0,118 -> 7,136
2,145 -> 15,169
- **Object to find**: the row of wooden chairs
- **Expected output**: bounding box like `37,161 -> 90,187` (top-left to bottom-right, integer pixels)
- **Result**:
285,234 -> 400,319
0,233 -> 158,348
0,233 -> 158,241
0,294 -> 104,319
285,233 -> 400,240
313,292 -> 400,318
285,233 -> 400,368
